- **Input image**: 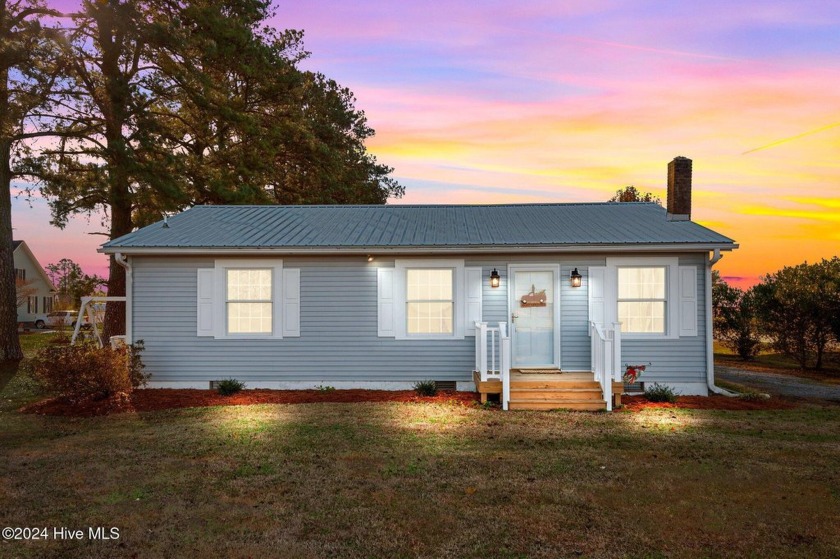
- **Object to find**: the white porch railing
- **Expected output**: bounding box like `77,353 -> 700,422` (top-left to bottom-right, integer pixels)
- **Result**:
475,321 -> 512,410
590,321 -> 622,411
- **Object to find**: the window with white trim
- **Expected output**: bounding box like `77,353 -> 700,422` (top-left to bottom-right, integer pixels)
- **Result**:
226,269 -> 273,334
617,266 -> 666,334
406,268 -> 454,335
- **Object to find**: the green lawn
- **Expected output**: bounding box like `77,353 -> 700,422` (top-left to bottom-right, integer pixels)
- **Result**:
1,334 -> 838,558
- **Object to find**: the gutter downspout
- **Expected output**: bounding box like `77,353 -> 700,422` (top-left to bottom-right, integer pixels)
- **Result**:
115,253 -> 132,344
705,249 -> 735,395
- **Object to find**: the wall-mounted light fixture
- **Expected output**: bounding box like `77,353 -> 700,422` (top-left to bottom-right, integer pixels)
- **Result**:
367,255 -> 374,262
489,268 -> 501,288
570,268 -> 582,288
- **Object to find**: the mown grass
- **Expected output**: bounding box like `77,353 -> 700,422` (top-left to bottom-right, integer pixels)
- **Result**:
1,396 -> 838,558
1,334 -> 838,558
0,332 -> 61,411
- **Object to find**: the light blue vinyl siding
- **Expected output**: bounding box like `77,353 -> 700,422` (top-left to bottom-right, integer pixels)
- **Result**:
560,262 -> 602,370
131,252 -> 708,385
619,254 -> 708,384
133,256 -> 473,383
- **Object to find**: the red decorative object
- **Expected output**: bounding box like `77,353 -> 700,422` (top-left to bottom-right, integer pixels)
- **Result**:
623,364 -> 647,384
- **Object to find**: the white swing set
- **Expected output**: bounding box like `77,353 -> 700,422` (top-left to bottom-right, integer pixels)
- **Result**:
70,296 -> 127,348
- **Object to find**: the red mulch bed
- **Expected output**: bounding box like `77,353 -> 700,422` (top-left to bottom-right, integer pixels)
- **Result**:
20,389 -> 481,417
20,390 -> 799,418
621,394 -> 796,411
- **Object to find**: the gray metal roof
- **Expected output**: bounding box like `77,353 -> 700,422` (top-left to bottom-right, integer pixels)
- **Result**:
102,203 -> 736,252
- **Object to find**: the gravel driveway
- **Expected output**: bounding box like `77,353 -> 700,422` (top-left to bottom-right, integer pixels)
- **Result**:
716,365 -> 840,402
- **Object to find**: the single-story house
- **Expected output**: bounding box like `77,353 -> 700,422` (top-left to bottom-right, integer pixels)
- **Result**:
14,240 -> 56,328
101,157 -> 737,410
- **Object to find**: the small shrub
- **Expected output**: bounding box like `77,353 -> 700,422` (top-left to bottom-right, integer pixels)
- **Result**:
644,383 -> 679,403
315,384 -> 335,392
27,340 -> 148,401
413,380 -> 437,397
216,378 -> 245,396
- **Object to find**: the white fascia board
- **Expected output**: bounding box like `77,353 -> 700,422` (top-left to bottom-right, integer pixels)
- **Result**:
100,243 -> 738,256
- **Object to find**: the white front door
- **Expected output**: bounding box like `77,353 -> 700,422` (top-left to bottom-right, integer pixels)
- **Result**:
510,267 -> 558,367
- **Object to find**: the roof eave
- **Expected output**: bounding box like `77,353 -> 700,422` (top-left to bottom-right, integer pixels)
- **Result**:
15,240 -> 58,291
101,242 -> 738,256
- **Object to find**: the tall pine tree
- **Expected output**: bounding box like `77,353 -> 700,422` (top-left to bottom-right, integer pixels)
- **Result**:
0,0 -> 65,360
35,0 -> 402,340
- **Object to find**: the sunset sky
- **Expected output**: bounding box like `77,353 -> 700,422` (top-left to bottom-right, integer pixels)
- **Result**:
14,1 -> 840,287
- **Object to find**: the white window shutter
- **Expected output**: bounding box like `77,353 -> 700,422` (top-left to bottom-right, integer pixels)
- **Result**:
377,267 -> 395,337
678,266 -> 698,337
464,267 -> 483,336
588,266 -> 606,334
196,268 -> 215,337
281,268 -> 301,337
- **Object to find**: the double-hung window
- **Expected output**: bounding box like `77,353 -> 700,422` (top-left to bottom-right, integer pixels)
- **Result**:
617,266 -> 666,334
406,268 -> 454,335
379,259 -> 477,340
197,259 -> 299,339
226,269 -> 273,335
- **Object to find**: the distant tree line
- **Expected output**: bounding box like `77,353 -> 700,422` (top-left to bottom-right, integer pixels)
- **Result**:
0,0 -> 403,360
45,259 -> 106,310
608,185 -> 662,205
713,257 -> 840,370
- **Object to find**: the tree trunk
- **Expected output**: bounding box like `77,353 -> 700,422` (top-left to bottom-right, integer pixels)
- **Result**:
101,185 -> 132,341
814,333 -> 825,371
0,60 -> 23,361
0,138 -> 23,361
98,3 -> 133,342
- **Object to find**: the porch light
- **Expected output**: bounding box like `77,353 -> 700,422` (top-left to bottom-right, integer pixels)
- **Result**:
570,268 -> 582,288
489,268 -> 501,288
367,255 -> 374,262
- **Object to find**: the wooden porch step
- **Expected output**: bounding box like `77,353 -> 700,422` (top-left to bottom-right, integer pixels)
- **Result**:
510,380 -> 601,390
509,388 -> 603,400
508,399 -> 607,411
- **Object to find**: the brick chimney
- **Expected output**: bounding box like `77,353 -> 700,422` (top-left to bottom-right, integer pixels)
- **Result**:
667,156 -> 692,221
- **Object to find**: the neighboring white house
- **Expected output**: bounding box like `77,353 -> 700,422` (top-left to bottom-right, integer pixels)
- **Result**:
100,157 -> 738,411
14,240 -> 56,328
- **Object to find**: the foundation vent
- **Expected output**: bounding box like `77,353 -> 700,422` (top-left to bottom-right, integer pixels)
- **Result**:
624,381 -> 644,393
435,381 -> 457,391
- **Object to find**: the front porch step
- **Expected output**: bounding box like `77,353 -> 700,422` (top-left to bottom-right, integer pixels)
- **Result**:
474,369 -> 624,410
508,399 -> 607,411
510,380 -> 602,390
509,388 -> 603,400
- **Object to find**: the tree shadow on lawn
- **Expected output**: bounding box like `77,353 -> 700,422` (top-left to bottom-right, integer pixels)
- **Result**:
0,359 -> 20,393
2,402 -> 839,558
